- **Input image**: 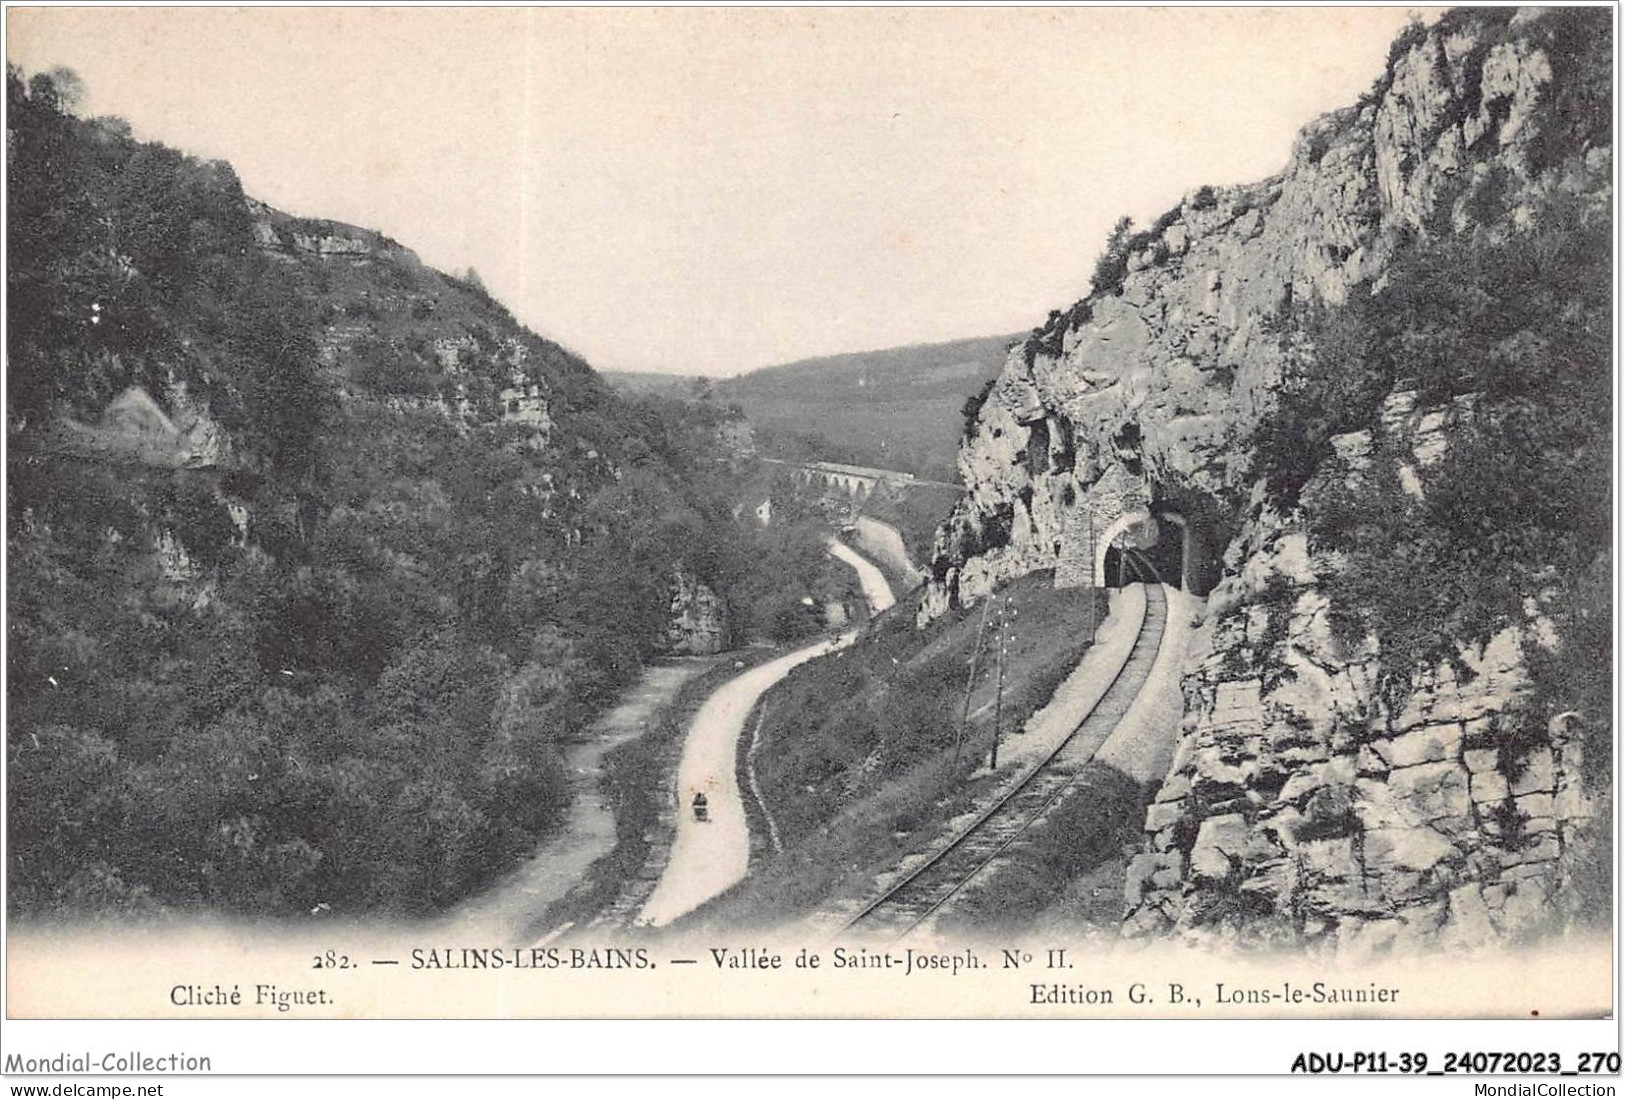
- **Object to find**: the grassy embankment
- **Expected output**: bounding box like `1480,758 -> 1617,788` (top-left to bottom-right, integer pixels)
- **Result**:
683,573 -> 1110,930
933,762 -> 1150,937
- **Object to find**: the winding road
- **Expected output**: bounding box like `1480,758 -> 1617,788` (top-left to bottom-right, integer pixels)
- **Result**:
828,537 -> 895,614
636,538 -> 894,927
847,516 -> 924,590
446,658 -> 719,939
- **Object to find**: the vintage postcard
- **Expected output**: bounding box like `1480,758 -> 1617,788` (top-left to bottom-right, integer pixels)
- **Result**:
2,2 -> 1616,1076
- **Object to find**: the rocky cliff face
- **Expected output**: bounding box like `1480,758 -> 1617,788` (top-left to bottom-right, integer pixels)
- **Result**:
1124,390 -> 1598,952
926,8 -> 1610,950
665,570 -> 730,654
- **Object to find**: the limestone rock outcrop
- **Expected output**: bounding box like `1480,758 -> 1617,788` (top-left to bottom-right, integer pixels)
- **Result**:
57,380 -> 226,470
249,198 -> 409,266
1122,395 -> 1598,951
665,571 -> 729,655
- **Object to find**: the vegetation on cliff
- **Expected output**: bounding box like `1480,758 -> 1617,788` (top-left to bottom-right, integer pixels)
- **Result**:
1258,190 -> 1612,779
5,67 -> 827,918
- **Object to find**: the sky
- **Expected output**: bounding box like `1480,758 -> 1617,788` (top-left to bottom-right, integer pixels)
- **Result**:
7,7 -> 1432,377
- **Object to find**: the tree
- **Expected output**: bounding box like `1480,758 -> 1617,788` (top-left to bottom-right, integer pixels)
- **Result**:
1089,216 -> 1135,296
27,66 -> 84,114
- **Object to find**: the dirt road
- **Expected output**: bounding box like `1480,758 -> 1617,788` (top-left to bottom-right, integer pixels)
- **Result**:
828,537 -> 895,614
636,633 -> 856,927
636,540 -> 895,927
445,658 -> 718,939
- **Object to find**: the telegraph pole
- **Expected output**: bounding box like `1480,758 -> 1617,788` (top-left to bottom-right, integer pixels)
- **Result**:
1086,509 -> 1098,646
953,596 -> 992,773
990,596 -> 1008,771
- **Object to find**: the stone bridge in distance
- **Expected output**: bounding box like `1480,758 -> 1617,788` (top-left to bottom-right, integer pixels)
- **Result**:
762,458 -> 961,505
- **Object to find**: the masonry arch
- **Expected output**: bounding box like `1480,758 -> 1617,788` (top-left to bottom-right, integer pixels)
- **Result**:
1095,506 -> 1219,593
1102,544 -> 1151,588
1093,507 -> 1153,587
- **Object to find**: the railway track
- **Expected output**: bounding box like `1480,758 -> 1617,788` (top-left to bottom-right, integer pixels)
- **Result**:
840,559 -> 1168,939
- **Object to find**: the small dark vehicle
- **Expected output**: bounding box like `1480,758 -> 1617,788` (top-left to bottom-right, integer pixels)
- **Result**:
692,792 -> 709,822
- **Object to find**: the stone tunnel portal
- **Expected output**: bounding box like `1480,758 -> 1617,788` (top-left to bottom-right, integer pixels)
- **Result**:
1094,509 -> 1214,594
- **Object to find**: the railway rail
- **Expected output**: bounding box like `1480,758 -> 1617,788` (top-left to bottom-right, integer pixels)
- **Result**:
840,554 -> 1168,939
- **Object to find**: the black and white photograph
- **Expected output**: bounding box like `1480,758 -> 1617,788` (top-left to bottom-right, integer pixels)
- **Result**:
1,1 -> 1616,1071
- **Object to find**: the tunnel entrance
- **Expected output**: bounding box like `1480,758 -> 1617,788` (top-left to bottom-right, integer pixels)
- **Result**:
1101,536 -> 1180,588
1156,501 -> 1222,597
1100,545 -> 1135,588
1094,508 -> 1216,594
1142,524 -> 1185,586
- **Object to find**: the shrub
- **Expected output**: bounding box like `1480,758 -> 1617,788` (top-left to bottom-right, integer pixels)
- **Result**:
1261,195 -> 1611,703
1524,8 -> 1612,176
960,377 -> 996,438
1303,129 -> 1332,164
1089,216 -> 1135,296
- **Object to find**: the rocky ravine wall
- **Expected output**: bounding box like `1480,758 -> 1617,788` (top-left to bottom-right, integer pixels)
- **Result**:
925,8 -> 1607,950
1124,390 -> 1597,953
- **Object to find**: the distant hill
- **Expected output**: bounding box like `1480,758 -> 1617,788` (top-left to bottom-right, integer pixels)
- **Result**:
601,371 -> 703,399
713,334 -> 1021,483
